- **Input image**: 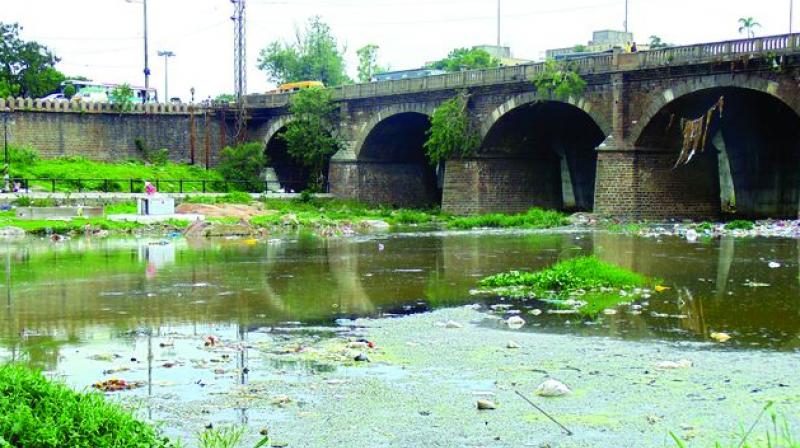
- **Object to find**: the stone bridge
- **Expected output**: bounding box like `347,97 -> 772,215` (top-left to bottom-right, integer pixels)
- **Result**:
243,34 -> 800,219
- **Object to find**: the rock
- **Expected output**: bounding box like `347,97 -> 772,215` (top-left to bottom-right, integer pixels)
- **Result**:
506,316 -> 526,329
506,340 -> 520,349
602,308 -> 618,315
203,223 -> 256,237
281,213 -> 300,226
529,309 -> 542,316
360,220 -> 390,231
768,261 -> 781,269
354,353 -> 370,362
0,226 -> 25,238
535,379 -> 571,397
685,229 -> 698,242
476,399 -> 497,410
710,332 -> 732,343
656,359 -> 693,369
444,320 -> 463,329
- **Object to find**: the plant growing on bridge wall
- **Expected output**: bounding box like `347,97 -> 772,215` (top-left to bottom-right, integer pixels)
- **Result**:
531,60 -> 587,100
738,17 -> 761,39
423,90 -> 479,165
280,87 -> 342,191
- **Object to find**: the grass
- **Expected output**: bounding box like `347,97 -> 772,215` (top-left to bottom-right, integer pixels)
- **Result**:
725,220 -> 756,231
671,402 -> 799,448
183,192 -> 254,205
0,364 -> 174,447
479,256 -> 652,316
9,146 -> 223,193
0,214 -> 145,235
447,208 -> 568,230
252,197 -> 440,228
607,222 -> 647,233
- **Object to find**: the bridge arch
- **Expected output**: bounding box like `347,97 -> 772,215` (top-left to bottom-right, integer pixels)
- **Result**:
261,115 -> 334,193
450,97 -> 606,213
480,91 -> 611,140
634,78 -> 800,218
349,104 -> 440,207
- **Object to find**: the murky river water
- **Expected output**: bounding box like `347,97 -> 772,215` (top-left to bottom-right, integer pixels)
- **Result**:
0,230 -> 798,441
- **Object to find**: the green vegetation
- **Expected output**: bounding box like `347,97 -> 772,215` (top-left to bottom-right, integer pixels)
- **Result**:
480,256 -> 651,316
109,83 -> 134,112
0,22 -> 64,98
725,220 -> 755,231
9,146 -> 223,193
427,47 -> 500,72
0,212 -> 144,235
738,17 -> 761,39
216,142 -> 268,192
671,403 -> 798,448
0,364 -> 173,447
607,222 -> 646,233
423,91 -> 479,165
257,16 -> 350,87
251,197 -> 438,228
531,59 -> 587,100
356,44 -> 386,83
281,88 -> 342,191
448,208 -> 567,230
648,35 -> 673,49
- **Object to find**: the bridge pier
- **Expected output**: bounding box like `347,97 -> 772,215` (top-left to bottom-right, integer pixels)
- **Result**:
441,157 -> 561,215
593,147 -> 721,220
329,159 -> 439,208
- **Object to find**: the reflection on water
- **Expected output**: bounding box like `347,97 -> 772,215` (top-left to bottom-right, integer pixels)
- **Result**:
1,231 -> 800,373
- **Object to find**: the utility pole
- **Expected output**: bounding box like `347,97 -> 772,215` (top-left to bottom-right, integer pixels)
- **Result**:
2,108 -> 8,193
624,0 -> 629,33
158,50 -> 175,102
126,0 -> 150,101
791,0 -> 795,34
232,0 -> 248,143
496,0 -> 501,47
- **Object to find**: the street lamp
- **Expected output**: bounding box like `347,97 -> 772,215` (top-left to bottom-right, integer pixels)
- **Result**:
158,50 -> 175,102
126,0 -> 150,102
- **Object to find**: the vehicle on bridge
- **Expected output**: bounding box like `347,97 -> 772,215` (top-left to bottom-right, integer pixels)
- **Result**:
269,81 -> 325,94
53,80 -> 158,103
372,68 -> 446,82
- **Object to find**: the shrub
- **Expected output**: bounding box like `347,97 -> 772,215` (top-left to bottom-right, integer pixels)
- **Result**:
447,208 -> 568,230
0,364 -> 173,447
217,142 -> 268,192
9,145 -> 39,165
725,220 -> 755,231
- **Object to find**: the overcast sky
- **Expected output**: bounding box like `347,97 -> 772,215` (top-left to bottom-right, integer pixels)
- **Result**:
3,0 -> 795,101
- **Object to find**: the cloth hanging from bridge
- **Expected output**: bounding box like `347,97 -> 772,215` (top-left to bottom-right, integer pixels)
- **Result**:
672,96 -> 725,169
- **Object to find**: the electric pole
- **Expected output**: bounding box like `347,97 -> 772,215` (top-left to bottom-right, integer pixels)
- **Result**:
158,50 -> 175,102
791,0 -> 795,34
126,0 -> 150,101
232,0 -> 248,143
624,0 -> 629,33
497,0 -> 501,47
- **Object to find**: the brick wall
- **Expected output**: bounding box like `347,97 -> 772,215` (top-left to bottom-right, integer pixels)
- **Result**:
594,149 -> 720,219
442,158 -> 562,215
329,161 -> 438,208
4,109 -> 226,165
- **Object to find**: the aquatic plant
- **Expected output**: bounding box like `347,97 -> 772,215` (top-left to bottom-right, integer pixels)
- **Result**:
0,364 -> 174,447
447,208 -> 567,230
671,402 -> 799,448
479,256 -> 652,316
725,220 -> 755,231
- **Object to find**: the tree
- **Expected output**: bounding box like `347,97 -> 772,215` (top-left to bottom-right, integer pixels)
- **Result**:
531,60 -> 587,100
214,93 -> 236,103
427,48 -> 500,72
109,84 -> 134,112
280,88 -> 342,191
0,22 -> 64,98
648,35 -> 672,49
356,44 -> 386,83
738,17 -> 761,38
257,16 -> 350,87
423,91 -> 479,165
217,142 -> 268,191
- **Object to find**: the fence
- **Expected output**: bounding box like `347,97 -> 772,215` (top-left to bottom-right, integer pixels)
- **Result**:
9,177 -> 326,194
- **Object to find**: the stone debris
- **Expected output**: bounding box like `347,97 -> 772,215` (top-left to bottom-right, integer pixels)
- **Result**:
655,359 -> 693,369
506,316 -> 526,329
476,399 -> 497,410
710,332 -> 732,343
535,379 -> 571,397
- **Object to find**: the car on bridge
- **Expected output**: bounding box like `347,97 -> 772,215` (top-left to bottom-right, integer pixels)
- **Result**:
268,81 -> 325,94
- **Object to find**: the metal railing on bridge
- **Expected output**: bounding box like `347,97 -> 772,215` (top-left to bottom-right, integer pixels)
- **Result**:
244,33 -> 800,109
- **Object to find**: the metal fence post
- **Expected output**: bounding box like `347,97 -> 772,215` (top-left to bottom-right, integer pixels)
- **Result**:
179,180 -> 184,193
51,179 -> 55,193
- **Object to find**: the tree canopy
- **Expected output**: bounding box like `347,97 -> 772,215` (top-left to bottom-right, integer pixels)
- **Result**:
423,91 -> 479,165
280,88 -> 342,190
427,48 -> 500,72
531,60 -> 586,100
356,44 -> 387,83
257,16 -> 350,87
0,22 -> 64,98
648,35 -> 673,49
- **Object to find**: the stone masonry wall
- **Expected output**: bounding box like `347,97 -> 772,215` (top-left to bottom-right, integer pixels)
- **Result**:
442,158 -> 561,215
329,161 -> 437,208
2,102 -> 227,165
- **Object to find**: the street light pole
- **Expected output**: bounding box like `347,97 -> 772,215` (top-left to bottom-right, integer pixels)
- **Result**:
624,0 -> 629,33
158,50 -> 175,102
791,0 -> 795,34
496,0 -> 501,47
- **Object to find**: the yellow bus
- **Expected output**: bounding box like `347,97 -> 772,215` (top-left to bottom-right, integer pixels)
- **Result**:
273,81 -> 324,93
